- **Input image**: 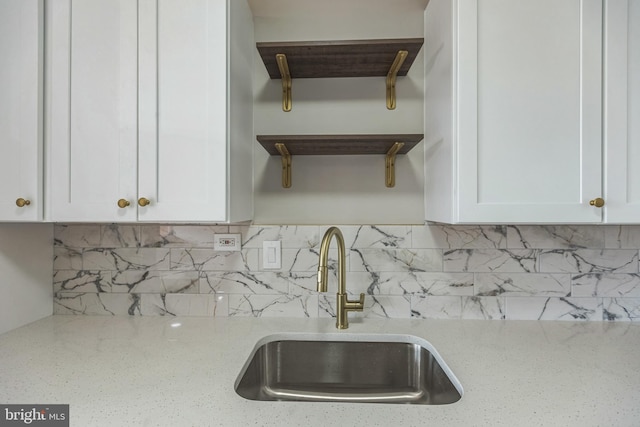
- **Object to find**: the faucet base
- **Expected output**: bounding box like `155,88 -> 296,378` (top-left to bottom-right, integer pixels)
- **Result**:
336,292 -> 365,329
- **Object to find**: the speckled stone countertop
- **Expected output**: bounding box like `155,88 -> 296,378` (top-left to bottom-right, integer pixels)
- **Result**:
1,316 -> 639,426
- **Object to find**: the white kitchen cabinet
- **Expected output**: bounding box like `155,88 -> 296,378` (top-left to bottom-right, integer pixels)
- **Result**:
46,0 -> 253,223
604,0 -> 640,223
424,0 -> 604,223
0,0 -> 43,222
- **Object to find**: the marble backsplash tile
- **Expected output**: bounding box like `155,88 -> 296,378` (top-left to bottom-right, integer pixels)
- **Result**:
53,223 -> 640,321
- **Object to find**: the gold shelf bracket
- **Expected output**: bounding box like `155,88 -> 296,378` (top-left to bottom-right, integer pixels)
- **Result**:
276,54 -> 292,112
386,50 -> 408,110
275,143 -> 292,188
385,142 -> 405,188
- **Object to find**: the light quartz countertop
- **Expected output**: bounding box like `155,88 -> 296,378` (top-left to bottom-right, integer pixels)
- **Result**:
1,316 -> 639,426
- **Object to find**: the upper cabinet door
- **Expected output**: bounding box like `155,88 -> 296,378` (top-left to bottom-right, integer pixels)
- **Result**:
456,0 -> 603,223
137,0 -> 228,222
47,0 -> 138,222
0,0 -> 43,221
604,0 -> 640,223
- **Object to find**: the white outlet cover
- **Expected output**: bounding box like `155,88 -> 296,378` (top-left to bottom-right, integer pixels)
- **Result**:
263,241 -> 281,269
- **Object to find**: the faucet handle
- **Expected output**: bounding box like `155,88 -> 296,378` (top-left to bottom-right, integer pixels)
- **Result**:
345,293 -> 365,311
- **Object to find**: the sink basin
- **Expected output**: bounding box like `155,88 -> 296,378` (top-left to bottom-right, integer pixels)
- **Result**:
234,333 -> 463,405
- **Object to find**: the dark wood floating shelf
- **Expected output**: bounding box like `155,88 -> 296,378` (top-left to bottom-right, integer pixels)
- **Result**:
257,134 -> 424,189
256,38 -> 424,79
256,38 -> 424,111
257,134 -> 423,155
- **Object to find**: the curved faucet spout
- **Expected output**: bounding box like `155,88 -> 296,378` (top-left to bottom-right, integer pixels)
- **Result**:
317,227 -> 365,329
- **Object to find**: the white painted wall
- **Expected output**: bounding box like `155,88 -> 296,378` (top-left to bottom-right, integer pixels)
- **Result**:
0,224 -> 53,335
250,0 -> 427,224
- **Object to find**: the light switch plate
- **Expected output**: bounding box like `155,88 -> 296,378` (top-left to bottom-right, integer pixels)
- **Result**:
213,234 -> 241,251
263,241 -> 281,269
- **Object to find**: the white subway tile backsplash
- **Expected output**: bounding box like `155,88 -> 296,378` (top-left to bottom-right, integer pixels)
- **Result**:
602,298 -> 640,321
229,294 -> 319,317
414,224 -> 507,249
539,249 -> 639,273
350,248 -> 443,272
461,296 -> 506,320
54,270 -> 112,293
52,224 -> 640,321
53,247 -> 83,270
506,297 -> 601,321
506,225 -> 605,249
571,273 -> 640,297
232,225 -> 320,249
475,273 -> 571,297
170,248 -> 258,271
140,225 -> 228,248
333,225 -> 411,249
444,249 -> 538,273
199,271 -> 290,295
604,226 -> 640,249
411,296 -> 462,319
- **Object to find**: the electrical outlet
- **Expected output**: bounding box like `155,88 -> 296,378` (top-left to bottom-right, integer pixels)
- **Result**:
213,234 -> 241,251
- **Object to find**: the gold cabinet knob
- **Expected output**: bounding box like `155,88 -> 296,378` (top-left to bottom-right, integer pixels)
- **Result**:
138,197 -> 151,207
117,199 -> 131,208
16,198 -> 31,208
589,198 -> 605,208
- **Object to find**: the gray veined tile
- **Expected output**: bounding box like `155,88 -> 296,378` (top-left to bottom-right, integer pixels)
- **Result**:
111,270 -> 199,294
443,249 -> 538,273
413,224 -> 507,249
603,298 -> 640,321
475,273 -> 571,297
335,225 -> 411,249
140,225 -> 229,247
54,293 -> 135,315
350,248 -> 443,272
287,272 -> 323,296
53,247 -> 83,270
83,248 -> 171,271
506,225 -> 605,249
571,273 -> 640,297
410,296 -> 462,319
461,296 -> 506,320
604,226 -> 640,249
171,248 -> 258,271
139,294 -> 225,316
199,271 -> 290,295
276,248 -> 342,272
232,225 -> 320,249
506,297 -> 601,321
100,224 -> 140,248
54,270 -> 112,293
228,295 -> 318,317
539,249 -> 639,274
358,272 -> 474,296
54,225 -> 101,248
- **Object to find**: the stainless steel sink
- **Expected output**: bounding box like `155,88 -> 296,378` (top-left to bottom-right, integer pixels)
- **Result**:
234,333 -> 463,405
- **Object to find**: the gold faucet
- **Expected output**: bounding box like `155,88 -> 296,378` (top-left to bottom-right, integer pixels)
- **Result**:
317,226 -> 365,329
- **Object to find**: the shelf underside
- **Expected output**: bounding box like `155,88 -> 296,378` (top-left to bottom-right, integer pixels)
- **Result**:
256,38 -> 424,79
257,134 -> 424,155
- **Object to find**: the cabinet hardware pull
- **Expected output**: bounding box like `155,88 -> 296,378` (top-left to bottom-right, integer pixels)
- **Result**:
15,198 -> 31,208
117,199 -> 131,208
138,197 -> 151,207
589,198 -> 605,208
